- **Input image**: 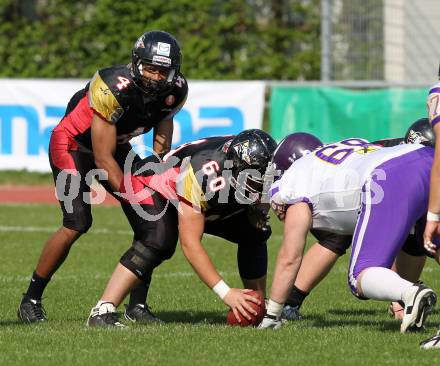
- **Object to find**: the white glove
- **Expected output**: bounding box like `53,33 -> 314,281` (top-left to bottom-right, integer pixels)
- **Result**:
257,315 -> 283,330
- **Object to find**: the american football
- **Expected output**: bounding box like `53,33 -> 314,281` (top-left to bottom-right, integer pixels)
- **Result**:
226,290 -> 265,327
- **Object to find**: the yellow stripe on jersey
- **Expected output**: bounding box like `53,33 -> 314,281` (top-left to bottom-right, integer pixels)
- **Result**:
88,72 -> 123,124
177,158 -> 207,211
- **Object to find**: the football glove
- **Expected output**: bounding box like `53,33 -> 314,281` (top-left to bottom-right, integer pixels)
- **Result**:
247,203 -> 271,236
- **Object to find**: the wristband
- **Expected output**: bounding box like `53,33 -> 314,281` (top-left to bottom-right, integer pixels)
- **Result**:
427,211 -> 440,222
212,280 -> 231,300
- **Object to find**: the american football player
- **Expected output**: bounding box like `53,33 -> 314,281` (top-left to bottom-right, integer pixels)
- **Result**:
17,31 -> 188,323
281,120 -> 435,321
424,68 -> 440,249
260,137 -> 437,332
87,129 -> 277,327
419,66 -> 440,349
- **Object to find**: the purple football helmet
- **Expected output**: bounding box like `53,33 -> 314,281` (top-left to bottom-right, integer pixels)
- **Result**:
270,132 -> 323,176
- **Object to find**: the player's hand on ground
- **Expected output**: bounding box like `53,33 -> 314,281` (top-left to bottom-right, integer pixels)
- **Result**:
223,288 -> 261,323
423,221 -> 440,255
388,301 -> 404,320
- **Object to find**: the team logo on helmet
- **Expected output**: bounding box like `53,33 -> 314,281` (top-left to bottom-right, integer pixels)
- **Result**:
233,140 -> 251,165
222,139 -> 233,153
135,37 -> 145,48
157,42 -> 171,56
406,130 -> 429,144
289,150 -> 311,162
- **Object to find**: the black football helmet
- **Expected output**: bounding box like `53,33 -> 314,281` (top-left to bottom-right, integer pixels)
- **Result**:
226,129 -> 277,199
132,30 -> 182,97
404,118 -> 435,147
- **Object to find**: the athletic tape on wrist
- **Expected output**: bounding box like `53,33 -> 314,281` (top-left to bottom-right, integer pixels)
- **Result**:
267,299 -> 284,317
427,211 -> 440,222
212,280 -> 230,300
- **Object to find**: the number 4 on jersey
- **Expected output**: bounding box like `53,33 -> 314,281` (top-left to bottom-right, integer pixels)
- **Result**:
116,76 -> 130,90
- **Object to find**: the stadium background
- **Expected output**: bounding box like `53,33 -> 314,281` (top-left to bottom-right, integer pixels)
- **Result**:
2,0 -> 440,172
2,1 -> 440,365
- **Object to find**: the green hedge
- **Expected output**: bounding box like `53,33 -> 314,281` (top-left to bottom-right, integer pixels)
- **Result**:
0,0 -> 320,80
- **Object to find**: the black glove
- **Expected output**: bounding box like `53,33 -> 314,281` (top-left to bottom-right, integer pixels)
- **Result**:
247,203 -> 271,239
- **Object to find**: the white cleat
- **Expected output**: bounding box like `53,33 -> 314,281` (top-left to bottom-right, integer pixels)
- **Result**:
400,284 -> 436,333
420,329 -> 440,349
257,315 -> 284,330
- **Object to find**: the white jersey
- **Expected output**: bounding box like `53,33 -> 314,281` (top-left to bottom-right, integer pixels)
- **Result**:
427,81 -> 440,127
270,138 -> 424,234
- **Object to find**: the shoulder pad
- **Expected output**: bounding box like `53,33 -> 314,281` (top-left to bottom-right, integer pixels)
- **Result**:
88,70 -> 126,123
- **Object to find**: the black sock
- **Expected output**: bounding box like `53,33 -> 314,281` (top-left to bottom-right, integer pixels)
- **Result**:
285,285 -> 309,308
25,271 -> 50,300
129,277 -> 151,306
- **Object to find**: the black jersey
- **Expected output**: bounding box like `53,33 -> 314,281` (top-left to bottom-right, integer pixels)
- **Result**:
132,136 -> 266,221
55,64 -> 188,151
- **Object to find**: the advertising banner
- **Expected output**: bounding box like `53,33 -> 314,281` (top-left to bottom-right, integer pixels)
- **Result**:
270,86 -> 429,143
0,80 -> 265,171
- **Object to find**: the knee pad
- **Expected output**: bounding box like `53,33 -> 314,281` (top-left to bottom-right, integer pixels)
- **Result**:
120,241 -> 165,281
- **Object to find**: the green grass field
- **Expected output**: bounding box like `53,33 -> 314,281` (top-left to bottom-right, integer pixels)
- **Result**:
1,203 -> 440,365
0,170 -> 53,185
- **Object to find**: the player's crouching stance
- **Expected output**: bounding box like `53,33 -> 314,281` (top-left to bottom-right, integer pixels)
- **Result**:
87,130 -> 277,327
281,119 -> 435,322
259,137 -> 437,332
17,30 -> 187,323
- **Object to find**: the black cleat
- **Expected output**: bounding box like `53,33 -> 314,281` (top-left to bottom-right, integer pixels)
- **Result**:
87,310 -> 126,328
124,303 -> 163,323
17,294 -> 47,323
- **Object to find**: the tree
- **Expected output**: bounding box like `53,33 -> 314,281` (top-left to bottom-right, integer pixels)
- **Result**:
0,0 -> 321,80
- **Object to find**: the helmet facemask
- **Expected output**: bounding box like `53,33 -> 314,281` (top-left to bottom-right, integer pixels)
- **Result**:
132,56 -> 177,97
264,161 -> 283,184
226,129 -> 278,203
229,168 -> 264,203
